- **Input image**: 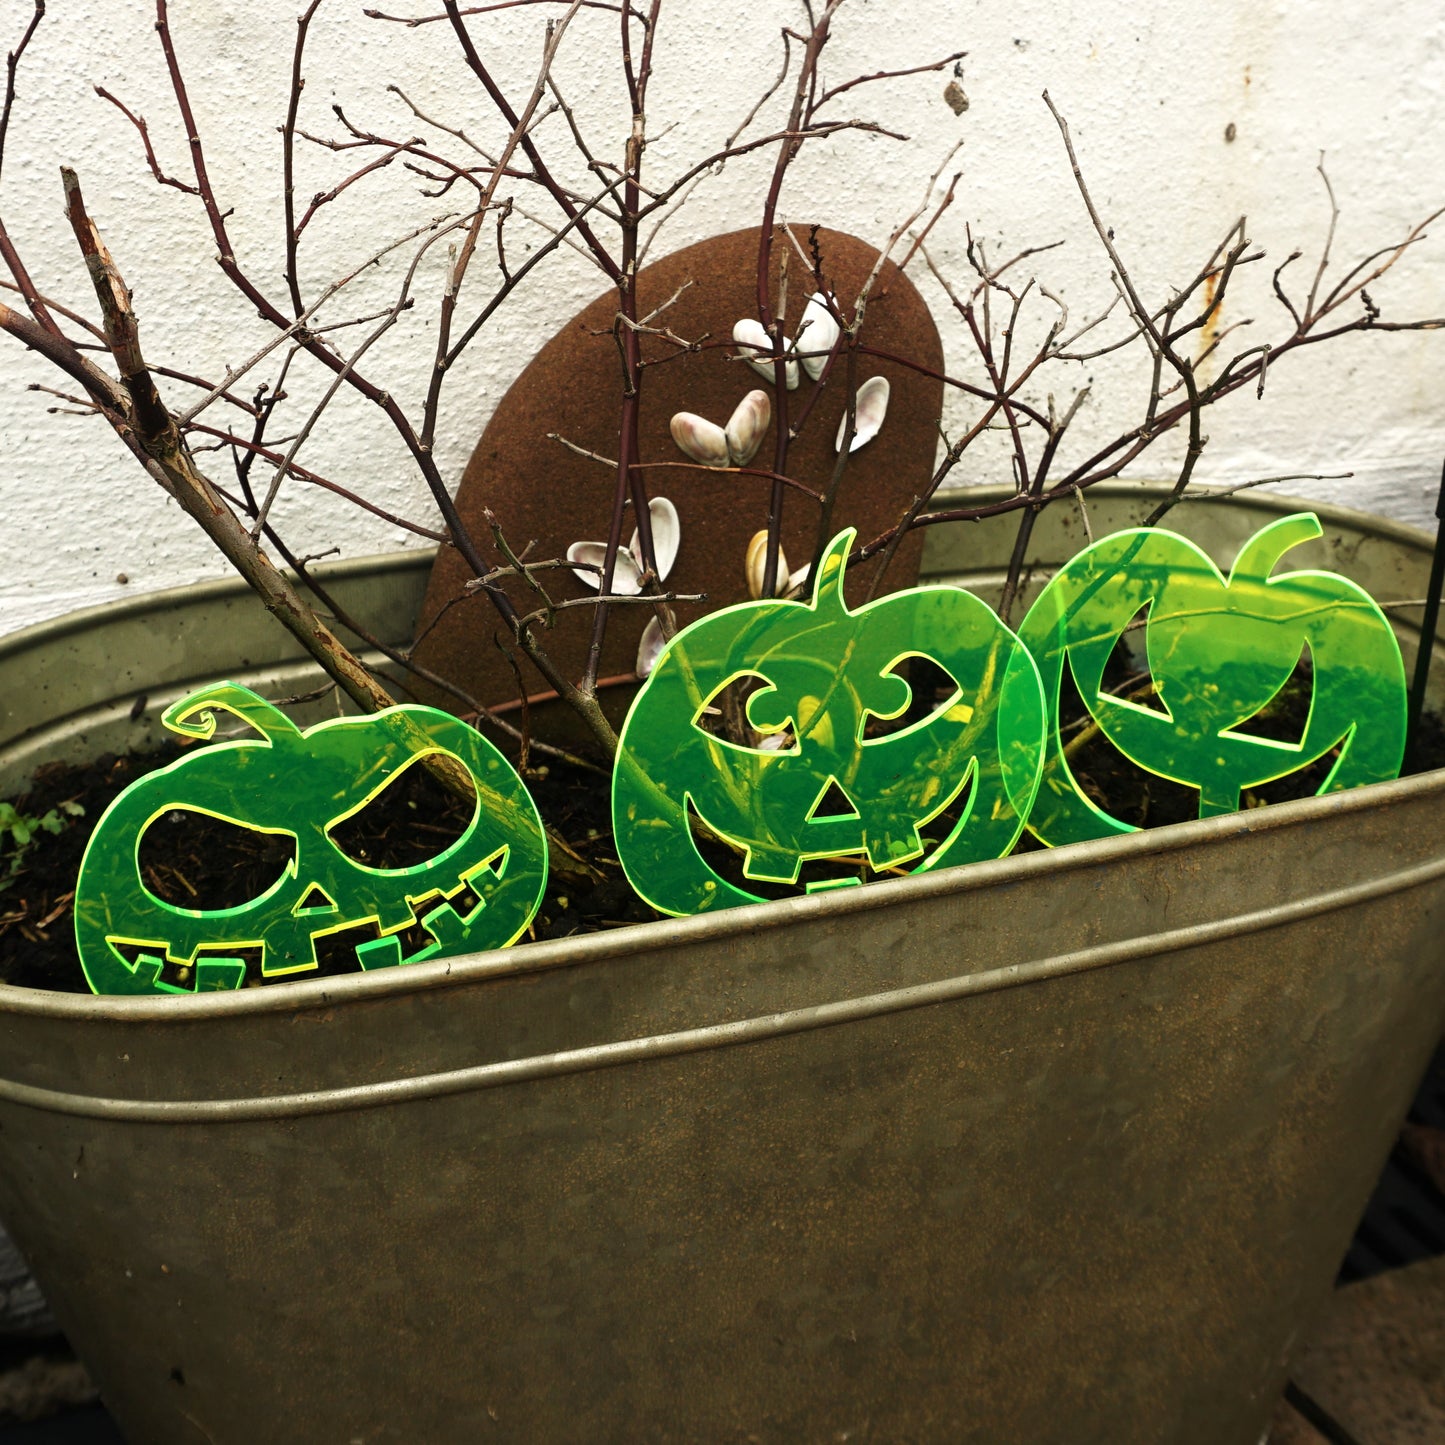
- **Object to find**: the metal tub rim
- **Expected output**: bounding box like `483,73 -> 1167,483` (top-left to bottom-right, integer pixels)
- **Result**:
0,771 -> 1440,1129
0,546 -> 429,668
0,480 -> 1440,1043
1,766 -> 1441,1030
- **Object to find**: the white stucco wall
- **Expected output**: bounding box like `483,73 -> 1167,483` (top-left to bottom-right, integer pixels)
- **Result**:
1,0 -> 1443,635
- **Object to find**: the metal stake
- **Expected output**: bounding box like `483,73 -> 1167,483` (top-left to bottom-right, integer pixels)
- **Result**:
1405,457 -> 1445,772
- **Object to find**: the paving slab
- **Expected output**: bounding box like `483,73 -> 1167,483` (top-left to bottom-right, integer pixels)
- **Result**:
1287,1253 -> 1445,1443
1267,1394 -> 1330,1443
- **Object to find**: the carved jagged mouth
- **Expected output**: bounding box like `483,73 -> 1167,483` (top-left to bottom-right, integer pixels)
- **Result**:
311,880 -> 490,975
106,942 -> 267,993
684,769 -> 977,900
107,880 -> 491,992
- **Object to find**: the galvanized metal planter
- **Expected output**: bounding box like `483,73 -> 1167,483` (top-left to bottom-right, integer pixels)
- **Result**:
0,484 -> 1442,1445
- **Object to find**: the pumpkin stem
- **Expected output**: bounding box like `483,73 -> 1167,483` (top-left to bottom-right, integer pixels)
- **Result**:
809,529 -> 857,615
162,682 -> 304,745
1227,513 -> 1323,587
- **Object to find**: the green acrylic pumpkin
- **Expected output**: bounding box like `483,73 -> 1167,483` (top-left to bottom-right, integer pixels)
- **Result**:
73,683 -> 547,995
1017,512 -> 1408,847
612,530 -> 1046,916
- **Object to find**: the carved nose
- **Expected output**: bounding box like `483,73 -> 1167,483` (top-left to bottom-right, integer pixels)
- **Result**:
806,777 -> 862,823
292,884 -> 338,916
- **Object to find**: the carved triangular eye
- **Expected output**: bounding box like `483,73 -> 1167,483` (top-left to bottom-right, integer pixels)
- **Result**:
691,672 -> 774,741
1226,644 -> 1312,745
1096,601 -> 1167,715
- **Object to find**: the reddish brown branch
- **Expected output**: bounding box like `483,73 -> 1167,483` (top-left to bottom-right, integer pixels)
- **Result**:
0,0 -> 45,185
95,86 -> 200,194
365,0 -> 643,26
282,1 -> 324,315
441,0 -> 621,281
186,422 -> 450,540
815,49 -> 967,109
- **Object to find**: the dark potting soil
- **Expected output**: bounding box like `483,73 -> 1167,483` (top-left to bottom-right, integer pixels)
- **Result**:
0,739 -> 656,993
2,653 -> 1443,995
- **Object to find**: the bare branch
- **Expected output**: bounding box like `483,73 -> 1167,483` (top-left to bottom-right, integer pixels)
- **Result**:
421,0 -> 589,456
187,422 -> 449,541
816,50 -> 967,109
176,211 -> 461,426
1304,155 -> 1339,322
365,0 -> 642,25
1181,471 -> 1353,501
95,86 -> 199,194
0,275 -> 103,343
57,166 -> 425,735
0,0 -> 44,186
548,432 -> 616,469
253,218 -> 459,535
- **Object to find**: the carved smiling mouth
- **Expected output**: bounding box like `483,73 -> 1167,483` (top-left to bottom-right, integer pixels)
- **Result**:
1063,643 -> 1354,819
683,765 -> 977,901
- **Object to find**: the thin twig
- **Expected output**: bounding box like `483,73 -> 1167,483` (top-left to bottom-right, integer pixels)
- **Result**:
95,86 -> 199,194
0,1 -> 45,188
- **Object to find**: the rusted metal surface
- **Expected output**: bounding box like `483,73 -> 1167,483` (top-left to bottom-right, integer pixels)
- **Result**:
0,485 -> 1440,1444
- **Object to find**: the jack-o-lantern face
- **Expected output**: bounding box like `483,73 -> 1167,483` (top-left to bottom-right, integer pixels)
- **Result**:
1017,512 -> 1408,847
73,684 -> 547,995
612,531 -> 1046,916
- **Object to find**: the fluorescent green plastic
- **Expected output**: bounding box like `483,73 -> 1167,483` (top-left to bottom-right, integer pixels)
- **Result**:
1017,512 -> 1408,847
612,530 -> 1046,917
72,683 -> 547,995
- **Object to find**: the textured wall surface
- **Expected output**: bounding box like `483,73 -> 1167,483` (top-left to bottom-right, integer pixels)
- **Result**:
1,0 -> 1443,635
